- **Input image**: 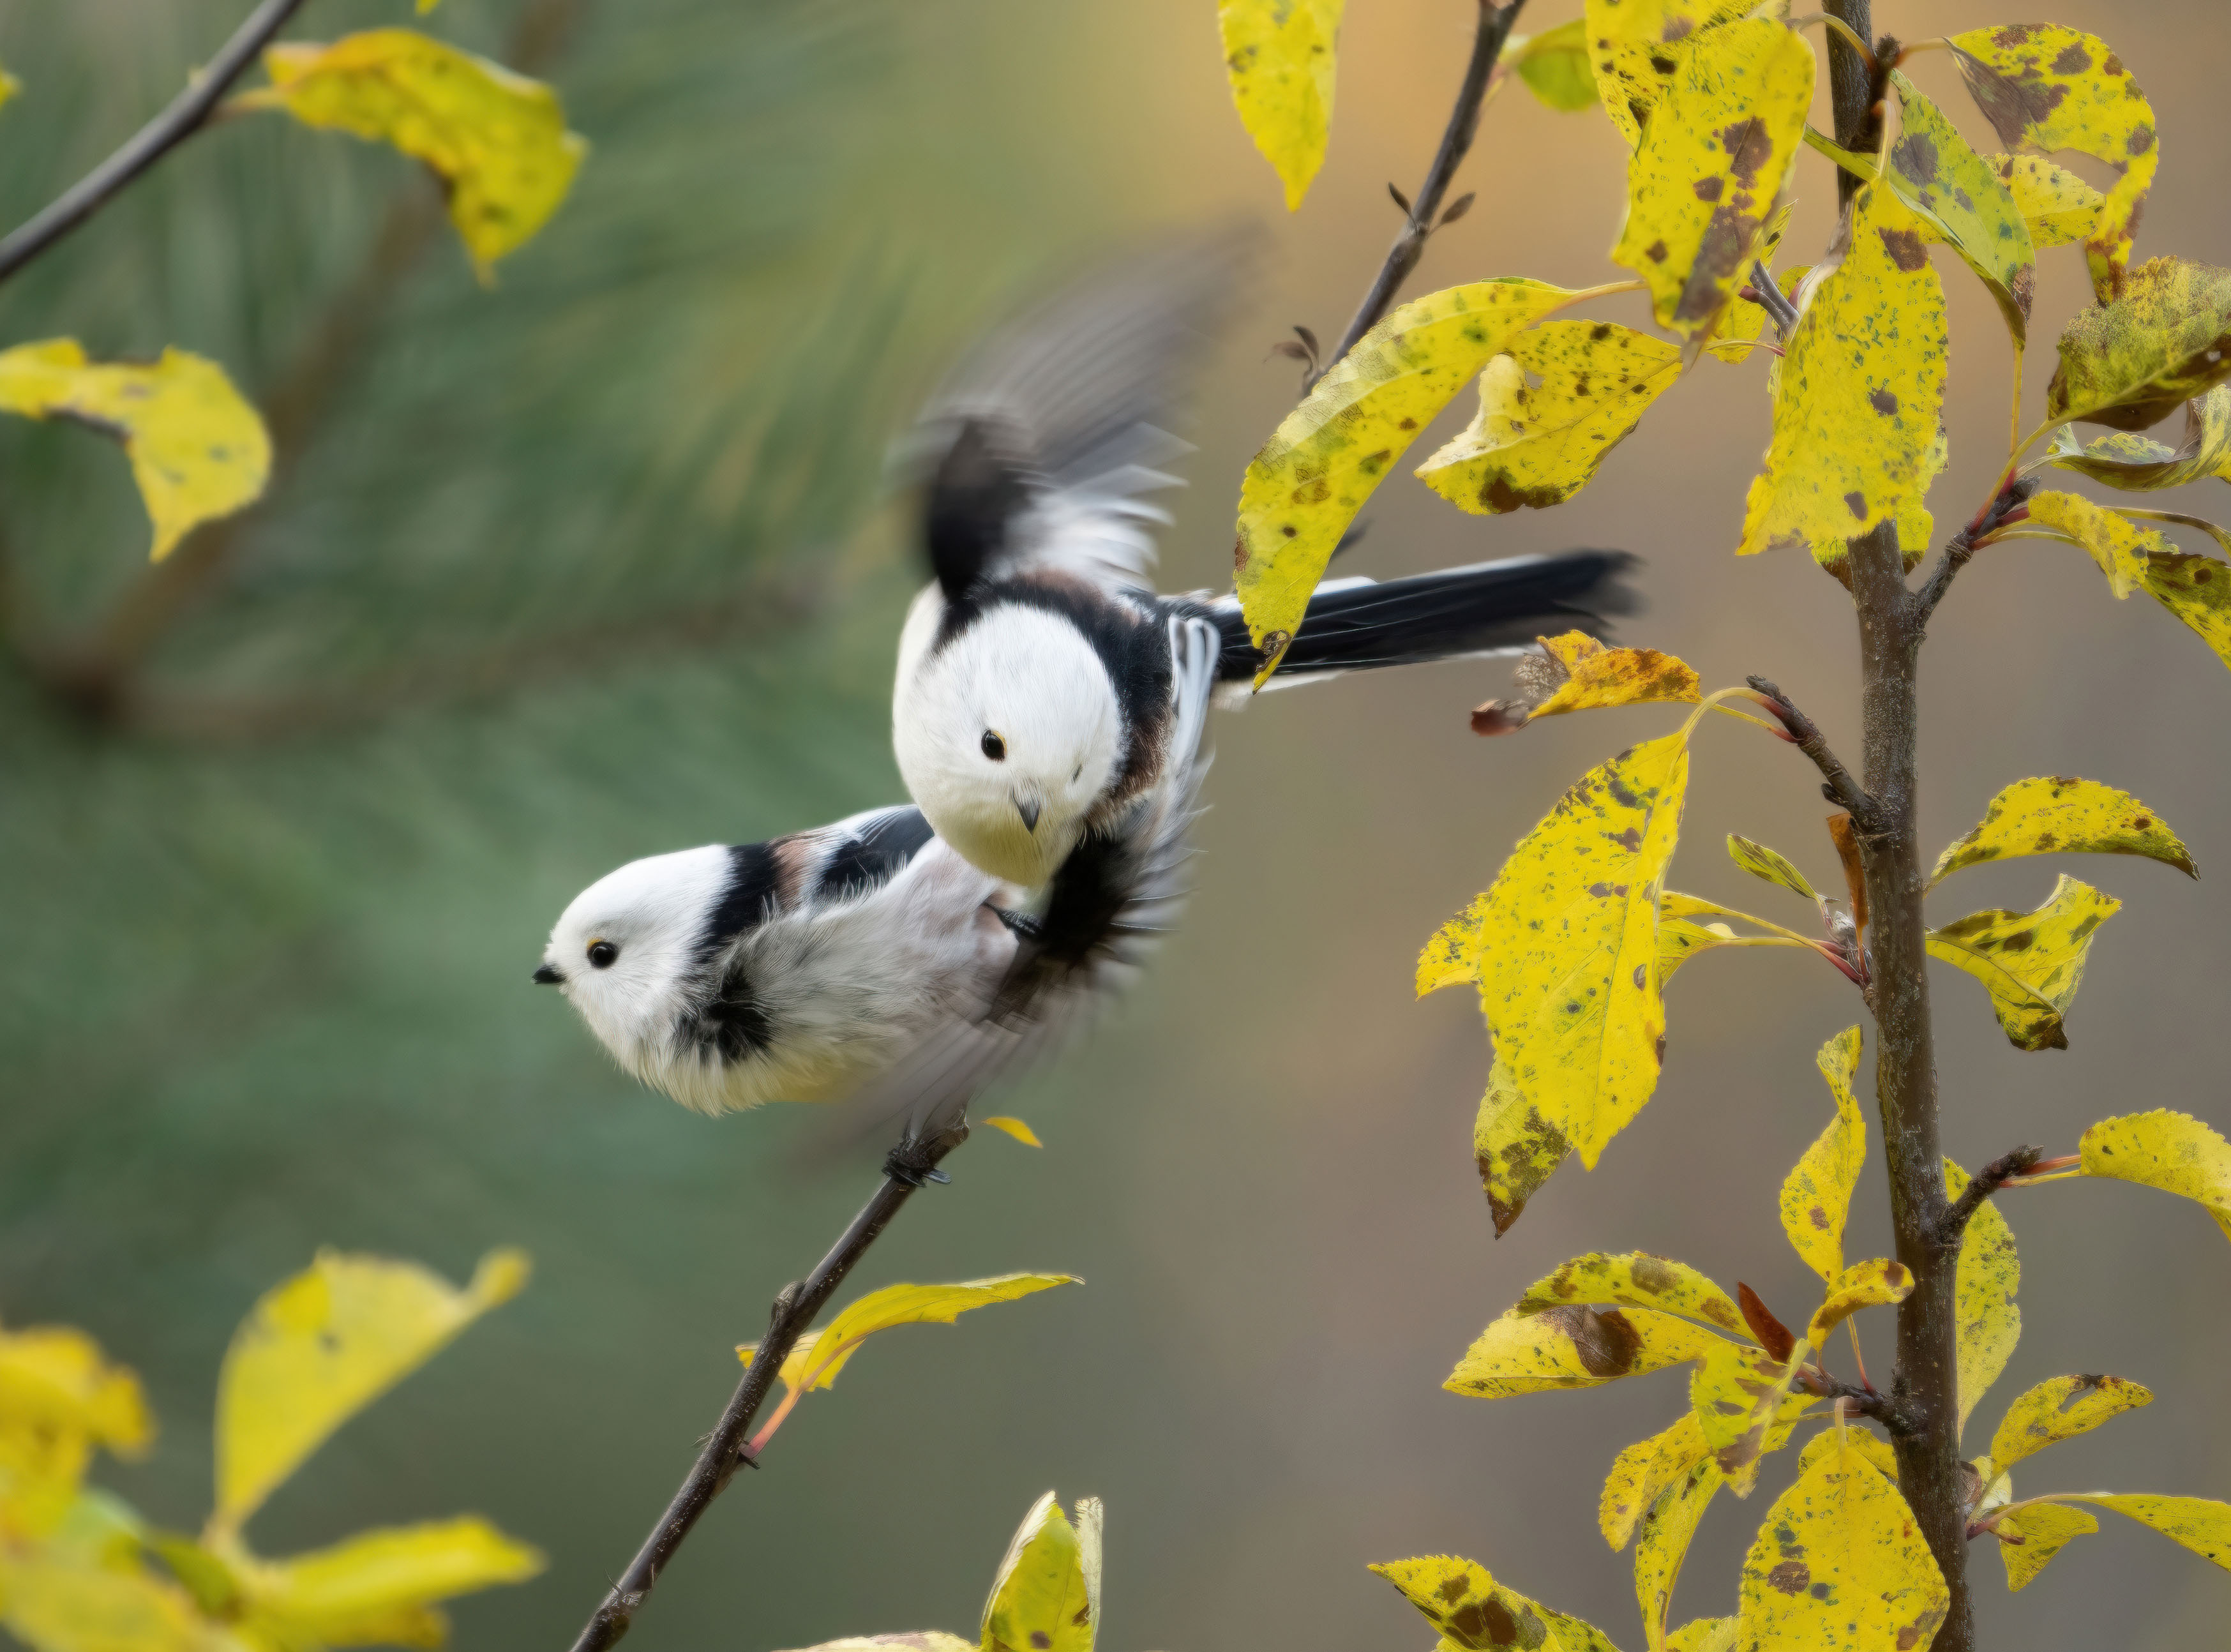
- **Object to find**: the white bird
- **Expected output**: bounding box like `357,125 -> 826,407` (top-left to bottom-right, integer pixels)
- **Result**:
536,616 -> 1221,1176
892,239 -> 1637,890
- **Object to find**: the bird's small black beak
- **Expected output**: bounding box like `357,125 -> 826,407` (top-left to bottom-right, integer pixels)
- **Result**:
532,963 -> 563,985
1014,797 -> 1041,833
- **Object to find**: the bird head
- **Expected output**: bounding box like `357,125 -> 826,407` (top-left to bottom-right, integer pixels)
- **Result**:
536,845 -> 734,1075
894,602 -> 1123,887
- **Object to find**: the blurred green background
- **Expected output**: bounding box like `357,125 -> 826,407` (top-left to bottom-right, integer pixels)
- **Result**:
2,1 -> 2228,1646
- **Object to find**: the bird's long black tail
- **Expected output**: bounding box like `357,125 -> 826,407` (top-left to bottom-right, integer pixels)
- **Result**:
1206,549 -> 1639,685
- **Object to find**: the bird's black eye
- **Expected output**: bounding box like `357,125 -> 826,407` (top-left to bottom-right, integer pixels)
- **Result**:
980,732 -> 1006,761
587,940 -> 619,969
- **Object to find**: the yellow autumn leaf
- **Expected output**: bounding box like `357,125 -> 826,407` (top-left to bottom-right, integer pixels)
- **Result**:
1883,72 -> 2035,342
1471,732 -> 1690,1169
1372,1556 -> 1619,1652
0,1323 -> 154,1542
1417,322 -> 1681,513
1994,1501 -> 2098,1591
0,1551 -> 226,1652
2049,386 -> 2231,490
1807,1258 -> 1911,1346
2046,257 -> 2231,432
1656,916 -> 1744,978
2057,1493 -> 2231,1570
236,29 -> 586,275
2079,1109 -> 2231,1243
1470,632 -> 1701,734
1688,1337 -> 1812,1497
0,63 -> 17,112
2025,488 -> 2167,597
0,340 -> 271,562
1448,1305 -> 1724,1400
738,1274 -> 1078,1395
1725,835 -> 1817,904
1739,185 -> 1948,573
1796,1423 -> 1901,1484
1944,1159 -> 2022,1434
1217,0 -> 1342,211
1473,1058 -> 1572,1237
1990,154 -> 2105,250
1612,17 -> 1813,347
1930,774 -> 2196,888
979,1116 -> 1042,1148
1582,0 -> 1757,149
980,1491 -> 1095,1652
1948,25 -> 2154,299
1928,874 -> 2119,1052
1515,1252 -> 1746,1337
1635,1459 -> 1720,1652
1601,1411 -> 1713,1551
2137,539 -> 2231,672
778,1638 -> 974,1652
1665,1619 -> 1736,1652
225,1517 -> 543,1648
1987,1376 -> 2152,1480
1512,20 -> 1598,114
1234,279 -> 1594,668
1778,1026 -> 1867,1280
1736,1432 -> 1949,1651
213,1247 -> 529,1533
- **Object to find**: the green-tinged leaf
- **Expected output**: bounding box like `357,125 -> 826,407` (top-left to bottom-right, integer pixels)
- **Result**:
1990,153 -> 2105,250
1887,71 -> 2035,341
1948,25 -> 2154,299
228,1517 -> 544,1647
0,1552 -> 225,1652
1994,1502 -> 2097,1591
2137,539 -> 2231,670
1930,774 -> 2196,887
1807,1258 -> 1911,1346
1235,279 -> 1589,667
1473,733 -> 1690,1168
2059,1494 -> 2231,1571
1449,1305 -> 1724,1400
2080,1109 -> 2231,1243
980,1492 -> 1094,1652
2049,386 -> 2231,490
1217,0 -> 1342,210
2121,509 -> 2231,555
1514,20 -> 1598,112
1469,632 -> 1701,735
1665,1619 -> 1735,1652
1417,322 -> 1681,513
778,1637 -> 975,1652
739,1275 -> 1079,1393
1371,1556 -> 1619,1652
1988,1376 -> 2152,1478
1944,1159 -> 2022,1434
1726,836 -> 1817,903
2025,488 -> 2164,597
1927,874 -> 2119,1051
1736,1434 -> 1949,1652
1583,0 -> 1756,149
1473,1059 -> 1571,1238
214,1248 -> 527,1533
1739,185 -> 1948,574
1796,1424 -> 1900,1483
2047,257 -> 2231,431
1517,1253 -> 1745,1337
1612,17 -> 1814,347
1656,917 -> 1743,979
1635,1459 -> 1720,1652
1778,1026 -> 1866,1280
1688,1339 -> 1813,1496
0,340 -> 270,562
1602,1411 -> 1713,1552
236,29 -> 587,275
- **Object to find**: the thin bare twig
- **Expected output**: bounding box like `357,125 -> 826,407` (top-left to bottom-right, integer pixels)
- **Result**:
1912,479 -> 2035,629
0,0 -> 312,286
1309,0 -> 1526,390
1799,1369 -> 1918,1436
1746,676 -> 1882,834
569,1125 -> 968,1652
1937,1146 -> 2044,1245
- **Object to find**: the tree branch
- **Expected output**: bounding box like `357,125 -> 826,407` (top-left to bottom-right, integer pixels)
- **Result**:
1798,1371 -> 1919,1437
1937,1145 -> 2043,1245
1309,0 -> 1526,389
1745,676 -> 1882,833
568,1125 -> 968,1652
0,0 -> 312,287
1911,479 -> 2035,630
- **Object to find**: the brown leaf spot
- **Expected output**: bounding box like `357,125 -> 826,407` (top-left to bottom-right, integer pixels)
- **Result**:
1030,1635 -> 1051,1649
1633,963 -> 1647,988
1892,132 -> 1940,185
1870,387 -> 1900,416
1720,117 -> 1774,183
1694,176 -> 1724,202
1480,1597 -> 1523,1647
1766,1560 -> 1811,1595
1645,239 -> 1669,264
2052,41 -> 2091,75
1590,322 -> 1612,341
1438,1573 -> 1470,1604
1844,490 -> 1869,518
1809,1205 -> 1829,1230
1544,1304 -> 1644,1377
2128,123 -> 2156,157
1398,417 -> 1418,430
1877,227 -> 1929,271
1611,827 -> 1644,852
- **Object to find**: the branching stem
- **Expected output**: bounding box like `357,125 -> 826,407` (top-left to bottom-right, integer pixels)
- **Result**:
1938,1146 -> 2044,1244
1744,676 -> 1882,833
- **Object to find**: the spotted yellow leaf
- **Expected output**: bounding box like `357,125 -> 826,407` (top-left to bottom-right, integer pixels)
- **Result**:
0,340 -> 270,562
1469,631 -> 1700,735
2047,256 -> 2231,431
2050,386 -> 2231,490
1739,185 -> 1948,571
1944,1159 -> 2021,1434
1473,1058 -> 1572,1237
1517,1252 -> 1746,1337
1778,1026 -> 1866,1280
1602,1410 -> 1713,1551
2136,538 -> 2231,671
1372,1555 -> 1619,1652
1512,20 -> 1598,114
1448,1304 -> 1724,1400
1690,1337 -> 1812,1497
224,1517 -> 543,1648
1417,322 -> 1682,513
1636,1458 -> 1720,1652
2080,1109 -> 2231,1243
1725,835 -> 1817,904
1796,1423 -> 1900,1483
1982,153 -> 2105,251
1807,1258 -> 1911,1346
2054,1494 -> 2231,1571
1928,874 -> 2119,1052
1217,0 -> 1342,211
0,1321 -> 153,1538
1887,71 -> 2035,342
979,1116 -> 1043,1148
1930,775 -> 2196,887
1665,1618 -> 1735,1652
237,29 -> 586,276
1612,17 -> 1813,347
1235,280 -> 1593,669
214,1248 -> 527,1533
1582,0 -> 1757,149
1949,26 -> 2154,299
1994,1501 -> 2098,1591
1987,1375 -> 2152,1480
980,1491 -> 1096,1652
739,1274 -> 1079,1394
2025,488 -> 2166,597
1736,1432 -> 1949,1650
